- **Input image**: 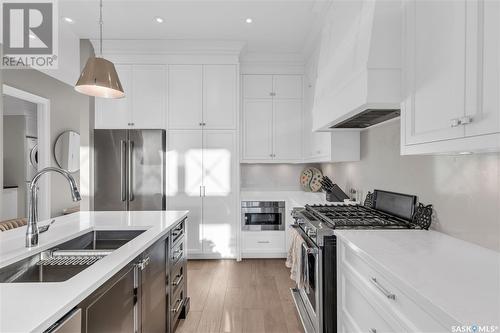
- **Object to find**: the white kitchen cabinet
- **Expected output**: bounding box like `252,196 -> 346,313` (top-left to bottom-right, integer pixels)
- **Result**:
241,74 -> 303,162
167,129 -> 237,258
201,130 -> 237,257
95,65 -> 165,129
95,65 -> 132,129
131,65 -> 166,129
242,75 -> 273,99
166,130 -> 203,254
203,65 -> 238,129
242,100 -> 274,160
337,237 -> 450,333
273,99 -> 302,161
402,0 -> 500,154
168,65 -> 238,130
241,231 -> 286,257
273,75 -> 302,99
168,65 -> 203,130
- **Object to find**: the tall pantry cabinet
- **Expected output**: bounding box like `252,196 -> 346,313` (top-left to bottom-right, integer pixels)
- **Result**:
166,65 -> 238,259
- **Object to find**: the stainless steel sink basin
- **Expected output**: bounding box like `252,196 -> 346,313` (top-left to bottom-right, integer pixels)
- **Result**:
0,230 -> 145,283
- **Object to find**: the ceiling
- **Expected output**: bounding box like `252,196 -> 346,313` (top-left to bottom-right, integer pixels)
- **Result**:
59,0 -> 330,55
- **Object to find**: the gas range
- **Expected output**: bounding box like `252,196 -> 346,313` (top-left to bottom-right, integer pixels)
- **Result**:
291,190 -> 424,246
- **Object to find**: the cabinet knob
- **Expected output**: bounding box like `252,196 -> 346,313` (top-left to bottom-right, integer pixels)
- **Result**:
460,116 -> 473,125
450,118 -> 461,127
369,329 -> 377,333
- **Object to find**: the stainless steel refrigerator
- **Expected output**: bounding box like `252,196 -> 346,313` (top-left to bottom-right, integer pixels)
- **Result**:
94,129 -> 166,211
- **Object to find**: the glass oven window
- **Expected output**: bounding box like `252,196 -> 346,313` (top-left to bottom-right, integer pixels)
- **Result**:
244,213 -> 282,226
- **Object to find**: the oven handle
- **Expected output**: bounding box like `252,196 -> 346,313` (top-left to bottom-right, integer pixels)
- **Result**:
290,224 -> 318,251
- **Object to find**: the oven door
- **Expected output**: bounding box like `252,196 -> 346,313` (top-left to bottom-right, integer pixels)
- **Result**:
241,207 -> 284,231
290,225 -> 320,333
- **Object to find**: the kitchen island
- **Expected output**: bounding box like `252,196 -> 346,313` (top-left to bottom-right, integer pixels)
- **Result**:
0,210 -> 188,333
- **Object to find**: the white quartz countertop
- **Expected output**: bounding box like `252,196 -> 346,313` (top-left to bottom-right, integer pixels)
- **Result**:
334,230 -> 500,327
0,210 -> 188,333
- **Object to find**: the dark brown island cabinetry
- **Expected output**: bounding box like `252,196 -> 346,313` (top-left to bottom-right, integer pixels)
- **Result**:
50,219 -> 189,333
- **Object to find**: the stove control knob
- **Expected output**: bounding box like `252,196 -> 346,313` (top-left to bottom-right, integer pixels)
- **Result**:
306,229 -> 316,237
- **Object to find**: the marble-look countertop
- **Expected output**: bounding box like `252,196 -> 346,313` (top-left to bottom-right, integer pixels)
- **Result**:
334,229 -> 500,327
0,210 -> 188,333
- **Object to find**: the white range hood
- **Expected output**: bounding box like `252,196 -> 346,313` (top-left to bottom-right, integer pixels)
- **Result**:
312,0 -> 402,131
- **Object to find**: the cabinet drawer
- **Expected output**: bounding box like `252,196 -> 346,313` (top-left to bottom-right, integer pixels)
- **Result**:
171,219 -> 185,247
340,269 -> 403,333
171,261 -> 186,296
171,238 -> 185,266
170,281 -> 186,331
242,231 -> 285,252
340,241 -> 449,332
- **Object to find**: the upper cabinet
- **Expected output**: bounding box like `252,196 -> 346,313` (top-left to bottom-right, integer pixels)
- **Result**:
401,0 -> 500,154
168,65 -> 238,130
95,65 -> 166,129
241,75 -> 303,163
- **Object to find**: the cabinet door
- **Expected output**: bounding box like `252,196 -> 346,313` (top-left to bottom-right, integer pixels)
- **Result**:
242,75 -> 273,99
131,65 -> 166,129
83,264 -> 136,332
141,238 -> 166,333
273,100 -> 302,161
202,131 -> 236,257
242,100 -> 273,160
466,0 -> 500,137
273,75 -> 303,99
166,130 -> 203,254
95,65 -> 132,129
168,65 -> 203,129
403,0 -> 466,145
203,65 -> 237,129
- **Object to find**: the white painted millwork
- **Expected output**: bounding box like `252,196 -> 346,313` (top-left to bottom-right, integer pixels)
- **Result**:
167,130 -> 237,258
311,0 -> 402,131
95,65 -> 166,129
402,0 -> 500,154
168,65 -> 238,130
241,74 -> 303,162
0,210 -> 188,333
241,231 -> 286,256
168,65 -> 203,130
335,230 -> 500,332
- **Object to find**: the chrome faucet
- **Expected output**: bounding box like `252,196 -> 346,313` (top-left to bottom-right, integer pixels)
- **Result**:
26,167 -> 81,247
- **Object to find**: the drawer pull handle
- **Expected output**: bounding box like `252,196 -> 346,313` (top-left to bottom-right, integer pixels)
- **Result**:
370,277 -> 396,300
172,274 -> 184,286
173,250 -> 183,261
257,241 -> 270,244
171,298 -> 183,313
369,329 -> 377,333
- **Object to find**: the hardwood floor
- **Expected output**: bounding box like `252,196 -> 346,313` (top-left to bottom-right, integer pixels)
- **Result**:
177,259 -> 304,333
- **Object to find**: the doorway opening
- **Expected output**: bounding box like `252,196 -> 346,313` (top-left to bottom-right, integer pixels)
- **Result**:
1,85 -> 50,223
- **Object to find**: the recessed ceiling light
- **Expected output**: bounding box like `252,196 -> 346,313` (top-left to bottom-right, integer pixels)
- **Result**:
154,17 -> 164,23
458,151 -> 473,155
245,18 -> 253,24
63,17 -> 74,23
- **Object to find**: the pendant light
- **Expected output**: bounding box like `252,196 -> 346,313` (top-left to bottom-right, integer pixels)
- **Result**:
75,0 -> 124,99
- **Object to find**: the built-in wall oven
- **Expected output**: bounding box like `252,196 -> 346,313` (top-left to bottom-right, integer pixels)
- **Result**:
241,201 -> 285,231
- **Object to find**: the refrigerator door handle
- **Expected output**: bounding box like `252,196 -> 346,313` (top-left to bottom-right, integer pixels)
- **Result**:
128,140 -> 135,202
120,140 -> 127,202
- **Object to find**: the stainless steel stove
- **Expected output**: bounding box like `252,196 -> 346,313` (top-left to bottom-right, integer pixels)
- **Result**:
290,190 -> 430,333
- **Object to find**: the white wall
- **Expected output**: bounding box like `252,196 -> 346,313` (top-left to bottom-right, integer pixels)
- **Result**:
322,120 -> 500,251
240,163 -> 321,191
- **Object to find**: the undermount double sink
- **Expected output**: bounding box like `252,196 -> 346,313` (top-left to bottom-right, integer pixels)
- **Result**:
0,230 -> 145,283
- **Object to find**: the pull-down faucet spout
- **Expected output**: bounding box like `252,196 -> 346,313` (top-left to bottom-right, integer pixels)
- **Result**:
26,167 -> 81,248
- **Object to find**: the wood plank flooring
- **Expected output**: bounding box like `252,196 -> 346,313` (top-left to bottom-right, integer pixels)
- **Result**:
177,259 -> 304,333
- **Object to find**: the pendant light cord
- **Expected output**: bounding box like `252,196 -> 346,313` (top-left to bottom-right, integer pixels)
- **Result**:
99,0 -> 103,56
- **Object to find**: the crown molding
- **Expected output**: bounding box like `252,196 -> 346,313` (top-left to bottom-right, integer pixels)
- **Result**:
90,39 -> 246,56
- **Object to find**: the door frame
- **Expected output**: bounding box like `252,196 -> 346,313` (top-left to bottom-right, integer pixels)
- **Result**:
1,84 -> 51,221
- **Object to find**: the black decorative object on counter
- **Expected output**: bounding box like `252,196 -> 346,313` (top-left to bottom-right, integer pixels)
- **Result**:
320,176 -> 350,202
364,191 -> 374,208
412,203 -> 433,230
